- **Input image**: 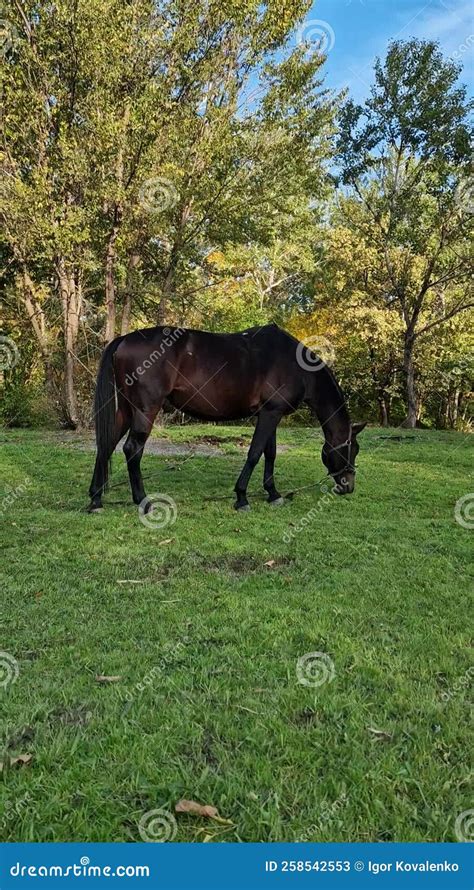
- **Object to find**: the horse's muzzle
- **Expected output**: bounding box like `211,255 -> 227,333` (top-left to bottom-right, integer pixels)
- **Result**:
332,473 -> 355,495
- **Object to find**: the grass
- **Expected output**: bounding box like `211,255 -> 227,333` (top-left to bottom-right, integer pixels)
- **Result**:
0,423 -> 472,843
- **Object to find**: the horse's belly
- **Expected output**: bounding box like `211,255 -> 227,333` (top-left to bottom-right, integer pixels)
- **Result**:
168,388 -> 254,420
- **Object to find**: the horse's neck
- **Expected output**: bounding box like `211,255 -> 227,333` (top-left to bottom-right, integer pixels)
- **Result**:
304,366 -> 350,444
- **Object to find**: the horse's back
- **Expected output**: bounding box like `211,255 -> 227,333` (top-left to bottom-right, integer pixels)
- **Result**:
113,323 -> 301,420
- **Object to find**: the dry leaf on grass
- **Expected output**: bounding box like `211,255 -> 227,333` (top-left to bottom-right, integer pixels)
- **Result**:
95,675 -> 122,684
368,727 -> 393,742
0,753 -> 33,771
175,799 -> 233,824
158,538 -> 175,546
264,559 -> 276,567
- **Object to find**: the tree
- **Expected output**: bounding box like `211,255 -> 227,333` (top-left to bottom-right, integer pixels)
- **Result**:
336,39 -> 473,427
2,0 -> 338,425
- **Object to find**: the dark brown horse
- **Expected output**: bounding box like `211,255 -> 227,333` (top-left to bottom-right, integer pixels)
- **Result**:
88,323 -> 366,513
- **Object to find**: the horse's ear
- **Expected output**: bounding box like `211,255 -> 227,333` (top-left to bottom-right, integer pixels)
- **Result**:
352,421 -> 367,438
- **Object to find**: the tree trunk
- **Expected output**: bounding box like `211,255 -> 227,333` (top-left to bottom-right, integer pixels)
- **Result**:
57,258 -> 81,428
402,333 -> 418,428
158,202 -> 192,321
20,267 -> 57,405
120,250 -> 140,335
104,206 -> 122,344
378,396 -> 389,427
448,389 -> 460,428
104,100 -> 130,343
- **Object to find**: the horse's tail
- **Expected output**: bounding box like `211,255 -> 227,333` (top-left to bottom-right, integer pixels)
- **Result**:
93,337 -> 123,491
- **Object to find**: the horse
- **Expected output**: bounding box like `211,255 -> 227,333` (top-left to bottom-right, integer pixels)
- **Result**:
87,323 -> 366,513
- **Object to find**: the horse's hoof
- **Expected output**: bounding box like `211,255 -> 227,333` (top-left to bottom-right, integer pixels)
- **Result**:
269,496 -> 285,507
87,505 -> 103,514
235,503 -> 251,512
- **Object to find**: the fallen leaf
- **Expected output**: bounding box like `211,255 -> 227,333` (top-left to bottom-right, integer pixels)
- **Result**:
158,538 -> 175,546
117,580 -> 142,584
175,799 -> 232,824
175,799 -> 219,818
264,559 -> 276,567
11,753 -> 32,767
95,675 -> 122,684
0,753 -> 33,771
368,727 -> 393,742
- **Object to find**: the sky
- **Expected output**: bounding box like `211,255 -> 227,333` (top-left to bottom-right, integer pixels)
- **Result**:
299,0 -> 474,102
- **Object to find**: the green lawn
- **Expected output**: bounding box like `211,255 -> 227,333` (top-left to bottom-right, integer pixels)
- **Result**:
0,424 -> 472,843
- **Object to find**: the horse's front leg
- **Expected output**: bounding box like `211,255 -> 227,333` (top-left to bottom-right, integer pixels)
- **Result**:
234,409 -> 281,511
263,430 -> 284,505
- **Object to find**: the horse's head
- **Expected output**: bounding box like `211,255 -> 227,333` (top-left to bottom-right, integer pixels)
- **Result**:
321,422 -> 367,495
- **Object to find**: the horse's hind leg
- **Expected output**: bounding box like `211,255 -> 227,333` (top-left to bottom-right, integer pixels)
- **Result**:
123,407 -> 160,509
234,409 -> 281,511
263,431 -> 283,505
88,406 -> 130,512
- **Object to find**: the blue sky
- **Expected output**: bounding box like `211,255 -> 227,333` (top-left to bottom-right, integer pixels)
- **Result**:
301,0 -> 473,101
